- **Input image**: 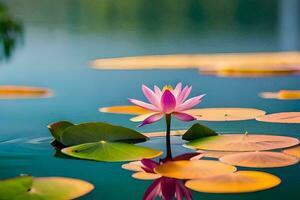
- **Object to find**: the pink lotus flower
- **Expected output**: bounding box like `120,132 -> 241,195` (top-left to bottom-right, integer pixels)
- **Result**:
129,83 -> 205,127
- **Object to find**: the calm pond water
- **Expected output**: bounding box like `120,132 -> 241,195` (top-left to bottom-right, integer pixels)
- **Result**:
0,0 -> 300,199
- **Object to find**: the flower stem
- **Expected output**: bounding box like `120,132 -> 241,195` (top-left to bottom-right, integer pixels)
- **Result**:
165,114 -> 172,159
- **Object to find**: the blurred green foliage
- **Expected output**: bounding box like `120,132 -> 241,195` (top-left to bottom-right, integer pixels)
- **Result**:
2,0 -> 278,34
0,3 -> 22,61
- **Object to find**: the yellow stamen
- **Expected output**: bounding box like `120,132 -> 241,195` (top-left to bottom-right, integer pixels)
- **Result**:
163,85 -> 173,92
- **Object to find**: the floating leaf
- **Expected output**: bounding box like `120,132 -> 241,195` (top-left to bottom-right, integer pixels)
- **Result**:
185,134 -> 299,151
99,105 -> 150,115
103,106 -> 266,122
198,150 -> 240,158
48,121 -> 74,141
260,90 -> 300,100
182,123 -> 217,141
0,176 -> 94,200
0,85 -> 53,99
200,65 -> 298,77
186,108 -> 266,121
256,112 -> 300,123
185,171 -> 281,193
220,151 -> 299,168
122,161 -> 144,172
173,152 -> 204,161
143,130 -> 185,138
90,52 -> 300,70
59,122 -> 148,146
61,142 -> 163,162
283,145 -> 300,158
154,160 -> 236,179
132,172 -> 161,180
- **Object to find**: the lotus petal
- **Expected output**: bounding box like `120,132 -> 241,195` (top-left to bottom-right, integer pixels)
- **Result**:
61,142 -> 163,162
154,160 -> 236,179
132,172 -> 162,180
185,134 -> 299,151
256,112 -> 300,123
0,176 -> 94,200
220,151 -> 299,168
0,85 -> 52,99
99,105 -> 151,115
283,145 -> 300,158
186,108 -> 266,121
131,113 -> 156,122
185,171 -> 281,193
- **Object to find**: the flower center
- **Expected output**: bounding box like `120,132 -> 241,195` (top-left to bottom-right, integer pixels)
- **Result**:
162,85 -> 173,92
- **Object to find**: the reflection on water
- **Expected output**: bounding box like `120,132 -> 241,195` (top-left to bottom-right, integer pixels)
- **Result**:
144,177 -> 192,200
0,3 -> 22,61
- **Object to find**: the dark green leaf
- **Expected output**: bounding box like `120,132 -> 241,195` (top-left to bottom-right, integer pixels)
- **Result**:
182,123 -> 217,141
48,121 -> 74,141
61,122 -> 148,146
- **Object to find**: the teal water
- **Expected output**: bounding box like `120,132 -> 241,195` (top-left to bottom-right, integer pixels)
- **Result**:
0,0 -> 300,199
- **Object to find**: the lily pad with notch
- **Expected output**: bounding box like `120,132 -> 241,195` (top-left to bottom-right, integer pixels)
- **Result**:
61,141 -> 163,162
0,175 -> 94,200
48,121 -> 148,147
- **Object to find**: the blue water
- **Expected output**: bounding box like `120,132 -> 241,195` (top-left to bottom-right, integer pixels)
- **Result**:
0,0 -> 300,199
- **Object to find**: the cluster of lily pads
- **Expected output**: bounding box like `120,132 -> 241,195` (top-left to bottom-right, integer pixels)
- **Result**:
48,121 -> 162,162
1,81 -> 300,200
95,82 -> 300,198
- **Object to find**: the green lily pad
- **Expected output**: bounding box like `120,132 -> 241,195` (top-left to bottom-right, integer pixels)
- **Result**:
48,121 -> 74,141
48,121 -> 148,146
0,175 -> 94,200
182,123 -> 218,141
61,141 -> 163,162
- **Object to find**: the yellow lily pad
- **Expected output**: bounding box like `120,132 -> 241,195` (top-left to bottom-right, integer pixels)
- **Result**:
99,105 -> 150,115
121,161 -> 143,172
90,52 -> 300,70
0,85 -> 52,99
154,160 -> 236,179
219,151 -> 299,168
0,176 -> 94,200
132,172 -> 161,180
256,112 -> 300,123
260,90 -> 300,100
185,134 -> 299,151
187,108 -> 266,121
283,145 -> 300,158
198,150 -> 240,158
185,171 -> 281,193
130,108 -> 266,122
200,66 -> 298,77
142,130 -> 185,138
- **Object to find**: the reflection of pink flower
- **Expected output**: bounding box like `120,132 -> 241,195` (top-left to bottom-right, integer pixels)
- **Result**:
143,177 -> 192,200
129,83 -> 205,127
141,158 -> 193,200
